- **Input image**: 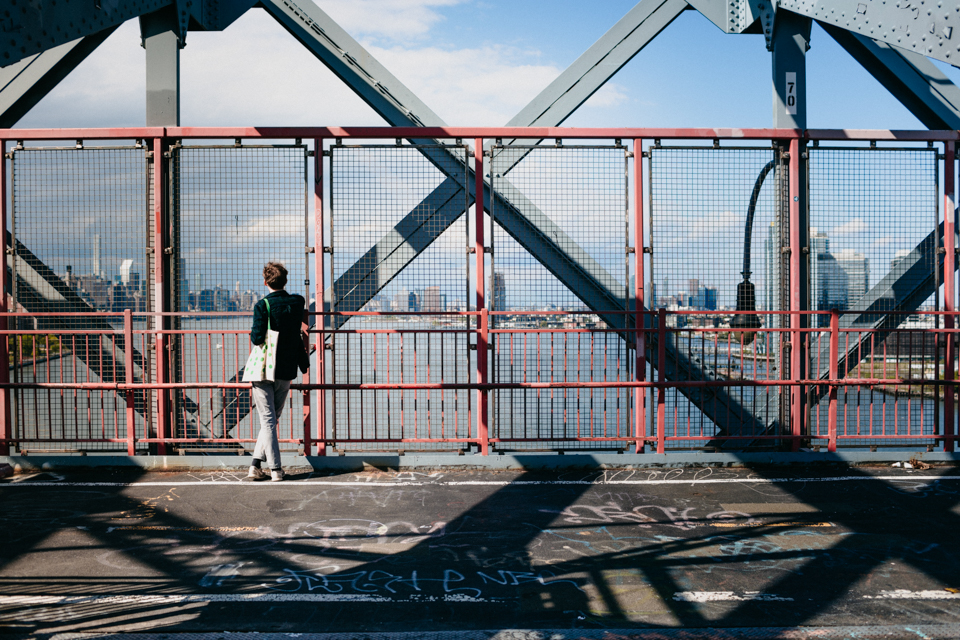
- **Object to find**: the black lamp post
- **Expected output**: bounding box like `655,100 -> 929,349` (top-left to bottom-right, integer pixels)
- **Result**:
730,158 -> 776,344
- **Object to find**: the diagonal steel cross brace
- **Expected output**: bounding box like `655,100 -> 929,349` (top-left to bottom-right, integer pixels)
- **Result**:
263,0 -> 788,443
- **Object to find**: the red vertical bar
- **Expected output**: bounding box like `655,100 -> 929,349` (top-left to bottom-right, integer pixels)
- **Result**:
0,139 -> 9,456
944,141 -> 956,452
314,138 -> 326,456
828,309 -> 839,453
633,139 -> 646,454
656,308 -> 666,454
124,309 -> 136,456
153,137 -> 169,455
789,138 -> 803,451
475,138 -> 489,455
302,308 -> 311,456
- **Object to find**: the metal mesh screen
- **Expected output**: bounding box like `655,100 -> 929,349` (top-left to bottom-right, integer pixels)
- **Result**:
489,145 -> 630,450
10,145 -> 152,451
169,145 -> 308,451
330,144 -> 471,451
807,147 -> 940,446
649,146 -> 787,448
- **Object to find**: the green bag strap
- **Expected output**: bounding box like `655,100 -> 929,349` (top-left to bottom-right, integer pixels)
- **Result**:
264,298 -> 272,332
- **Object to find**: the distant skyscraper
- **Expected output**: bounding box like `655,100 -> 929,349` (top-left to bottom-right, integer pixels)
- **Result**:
422,286 -> 441,312
835,249 -> 869,306
93,234 -> 101,278
810,227 -> 849,326
688,278 -> 699,296
764,220 -> 779,329
120,259 -> 133,285
493,272 -> 506,311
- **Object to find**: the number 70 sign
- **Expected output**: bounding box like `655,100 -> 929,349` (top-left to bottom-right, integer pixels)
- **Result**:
785,72 -> 797,115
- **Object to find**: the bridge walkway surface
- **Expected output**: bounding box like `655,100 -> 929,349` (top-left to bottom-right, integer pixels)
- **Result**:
1,466 -> 959,639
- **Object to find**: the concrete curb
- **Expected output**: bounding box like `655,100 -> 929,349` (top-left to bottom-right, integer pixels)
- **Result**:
2,450 -> 958,472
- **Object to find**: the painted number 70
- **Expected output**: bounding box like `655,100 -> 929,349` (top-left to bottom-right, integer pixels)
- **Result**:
785,72 -> 797,115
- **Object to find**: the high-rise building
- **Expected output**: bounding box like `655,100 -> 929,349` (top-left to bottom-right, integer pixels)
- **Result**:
493,271 -> 506,311
764,219 -> 779,329
810,228 -> 848,325
688,278 -> 699,296
93,234 -> 101,278
835,249 -> 869,306
120,259 -> 134,284
422,286 -> 442,312
408,291 -> 420,313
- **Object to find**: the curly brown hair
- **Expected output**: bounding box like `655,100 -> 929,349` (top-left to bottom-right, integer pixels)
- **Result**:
263,262 -> 288,290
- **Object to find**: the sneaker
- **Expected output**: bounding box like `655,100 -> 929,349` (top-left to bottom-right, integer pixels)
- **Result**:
247,466 -> 267,480
270,469 -> 285,482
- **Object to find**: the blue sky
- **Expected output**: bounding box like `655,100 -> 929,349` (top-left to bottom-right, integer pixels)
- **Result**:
15,0 -> 960,131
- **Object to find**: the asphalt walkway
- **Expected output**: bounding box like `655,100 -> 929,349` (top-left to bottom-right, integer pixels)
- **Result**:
1,465 -> 960,639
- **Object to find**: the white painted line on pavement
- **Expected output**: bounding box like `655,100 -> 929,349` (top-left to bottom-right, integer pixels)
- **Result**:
673,591 -> 794,602
0,475 -> 958,488
862,590 -> 960,600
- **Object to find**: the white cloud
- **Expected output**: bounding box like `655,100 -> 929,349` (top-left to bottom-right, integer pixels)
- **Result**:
322,0 -> 463,41
831,219 -> 867,236
872,236 -> 894,249
245,214 -> 305,237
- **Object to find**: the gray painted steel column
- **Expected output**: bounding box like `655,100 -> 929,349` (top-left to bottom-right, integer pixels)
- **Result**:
141,7 -> 180,126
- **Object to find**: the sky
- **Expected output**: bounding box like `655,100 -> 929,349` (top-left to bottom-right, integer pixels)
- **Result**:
14,0 -> 960,130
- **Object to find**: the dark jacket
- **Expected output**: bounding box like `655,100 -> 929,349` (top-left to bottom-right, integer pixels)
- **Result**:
250,290 -> 308,380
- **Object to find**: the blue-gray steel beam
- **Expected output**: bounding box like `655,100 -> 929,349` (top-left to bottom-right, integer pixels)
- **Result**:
823,23 -> 960,130
0,29 -> 116,128
261,0 -> 773,444
0,0 -> 257,68
778,0 -> 960,68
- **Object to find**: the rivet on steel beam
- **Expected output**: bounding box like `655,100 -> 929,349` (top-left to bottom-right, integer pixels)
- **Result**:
495,138 -> 502,146
713,138 -> 720,148
467,247 -> 476,254
323,247 -> 334,254
164,247 -> 173,255
135,139 -> 142,148
615,138 -> 622,147
295,138 -> 301,146
455,138 -> 462,146
870,140 -> 877,148
76,139 -> 83,149
626,151 -> 634,158
322,150 -> 331,156
555,138 -> 563,147
643,247 -> 653,254
305,247 -> 315,254
396,138 -> 402,146
484,247 -> 493,254
654,139 -> 661,148
335,138 -> 342,146
234,138 -> 242,147
626,247 -> 636,254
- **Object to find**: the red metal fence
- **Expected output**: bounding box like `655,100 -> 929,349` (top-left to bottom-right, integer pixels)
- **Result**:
0,127 -> 956,456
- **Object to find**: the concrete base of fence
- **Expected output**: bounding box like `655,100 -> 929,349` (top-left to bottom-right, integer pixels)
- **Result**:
1,451 -> 959,473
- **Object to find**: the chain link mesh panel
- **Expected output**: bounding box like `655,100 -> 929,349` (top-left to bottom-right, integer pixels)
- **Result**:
169,145 -> 308,451
807,147 -> 940,446
489,145 -> 630,451
11,145 -> 152,451
649,146 -> 788,449
330,144 -> 471,451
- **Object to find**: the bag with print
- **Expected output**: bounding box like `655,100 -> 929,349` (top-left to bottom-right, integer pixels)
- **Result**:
242,298 -> 279,382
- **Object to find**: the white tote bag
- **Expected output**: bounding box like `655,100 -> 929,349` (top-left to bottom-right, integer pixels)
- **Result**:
242,298 -> 279,382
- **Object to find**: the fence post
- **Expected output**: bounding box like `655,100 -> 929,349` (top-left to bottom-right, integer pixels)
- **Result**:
124,309 -> 136,456
475,138 -> 489,455
0,140 -> 9,456
944,140 -> 956,453
314,138 -> 326,457
657,307 -> 666,454
633,138 -> 646,454
828,308 -> 839,453
789,137 -> 804,451
152,136 -> 170,455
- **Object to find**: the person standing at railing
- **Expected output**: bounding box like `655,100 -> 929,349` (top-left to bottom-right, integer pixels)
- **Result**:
247,262 -> 309,481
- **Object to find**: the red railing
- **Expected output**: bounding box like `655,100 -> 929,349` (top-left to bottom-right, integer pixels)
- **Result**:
0,126 -> 956,456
